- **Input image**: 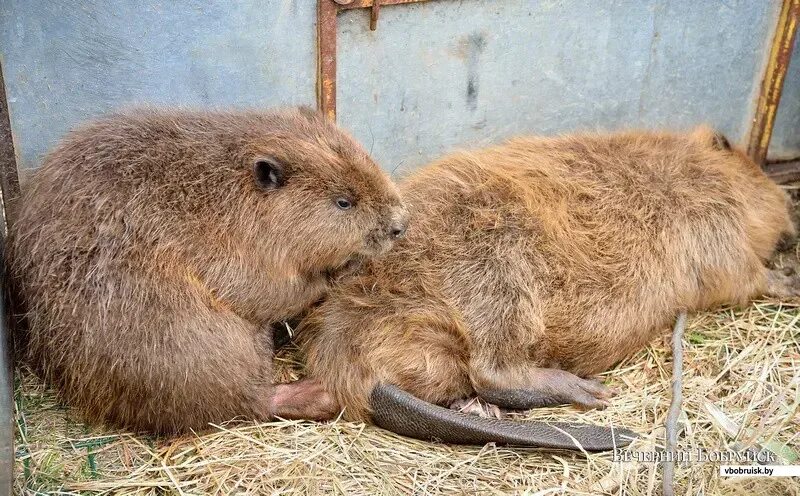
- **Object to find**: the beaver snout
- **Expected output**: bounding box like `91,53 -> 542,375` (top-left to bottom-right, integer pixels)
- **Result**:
363,207 -> 410,256
389,222 -> 406,239
388,208 -> 409,240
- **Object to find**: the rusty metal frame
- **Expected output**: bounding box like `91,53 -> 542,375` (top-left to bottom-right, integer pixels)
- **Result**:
317,0 -> 433,121
748,0 -> 799,179
0,60 -> 20,496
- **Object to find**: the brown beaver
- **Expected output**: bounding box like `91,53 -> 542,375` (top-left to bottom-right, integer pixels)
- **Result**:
8,107 -> 408,434
299,127 -> 796,451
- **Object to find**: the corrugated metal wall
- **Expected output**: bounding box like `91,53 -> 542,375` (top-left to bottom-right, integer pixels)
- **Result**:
1,0 -> 797,176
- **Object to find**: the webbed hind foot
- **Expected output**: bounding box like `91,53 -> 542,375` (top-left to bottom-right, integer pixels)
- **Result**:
477,368 -> 614,411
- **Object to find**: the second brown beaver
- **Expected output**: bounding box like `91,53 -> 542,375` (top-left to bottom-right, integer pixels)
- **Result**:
299,127 -> 797,451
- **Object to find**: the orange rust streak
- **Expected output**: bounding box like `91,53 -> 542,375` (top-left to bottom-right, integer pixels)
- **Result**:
748,0 -> 799,166
339,0 -> 432,10
317,0 -> 339,120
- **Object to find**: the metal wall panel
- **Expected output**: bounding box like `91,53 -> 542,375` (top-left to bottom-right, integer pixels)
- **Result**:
1,0 -> 318,175
336,0 -> 780,172
1,0 -> 795,176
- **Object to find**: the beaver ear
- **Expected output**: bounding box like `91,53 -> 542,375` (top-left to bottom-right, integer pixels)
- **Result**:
253,157 -> 286,190
711,131 -> 731,151
690,126 -> 732,152
297,106 -> 323,121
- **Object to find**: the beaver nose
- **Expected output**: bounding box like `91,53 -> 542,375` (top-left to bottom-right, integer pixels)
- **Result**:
389,222 -> 406,239
386,206 -> 409,240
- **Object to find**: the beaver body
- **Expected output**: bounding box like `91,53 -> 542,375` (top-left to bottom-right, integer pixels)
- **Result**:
301,127 -> 795,435
9,107 -> 407,434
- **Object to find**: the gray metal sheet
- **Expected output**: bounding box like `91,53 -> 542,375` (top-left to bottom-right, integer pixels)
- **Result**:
1,0 -> 795,175
1,0 -> 317,175
336,0 -> 780,172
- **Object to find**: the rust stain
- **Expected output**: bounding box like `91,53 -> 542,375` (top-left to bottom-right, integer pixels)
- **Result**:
317,0 -> 339,120
370,0 -> 381,30
339,0 -> 431,10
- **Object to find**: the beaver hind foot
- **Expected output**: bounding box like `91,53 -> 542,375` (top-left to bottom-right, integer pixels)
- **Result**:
477,369 -> 614,411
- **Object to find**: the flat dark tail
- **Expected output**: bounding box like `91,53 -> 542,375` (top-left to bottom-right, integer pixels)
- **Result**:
369,384 -> 637,452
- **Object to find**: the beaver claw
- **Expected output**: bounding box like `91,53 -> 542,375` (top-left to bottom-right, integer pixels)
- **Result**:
449,397 -> 503,419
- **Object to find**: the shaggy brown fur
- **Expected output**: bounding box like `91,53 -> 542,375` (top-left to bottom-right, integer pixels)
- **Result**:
300,127 -> 796,422
8,107 -> 407,434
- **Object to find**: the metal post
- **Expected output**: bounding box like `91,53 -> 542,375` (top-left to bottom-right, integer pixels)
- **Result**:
0,60 -> 22,495
747,0 -> 799,166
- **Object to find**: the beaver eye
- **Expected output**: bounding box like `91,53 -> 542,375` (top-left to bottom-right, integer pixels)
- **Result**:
335,198 -> 353,210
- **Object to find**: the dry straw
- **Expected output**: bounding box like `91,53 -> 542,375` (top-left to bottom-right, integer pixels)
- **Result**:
12,300 -> 799,495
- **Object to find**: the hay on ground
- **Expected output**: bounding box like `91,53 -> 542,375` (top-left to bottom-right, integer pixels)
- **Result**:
13,301 -> 800,495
